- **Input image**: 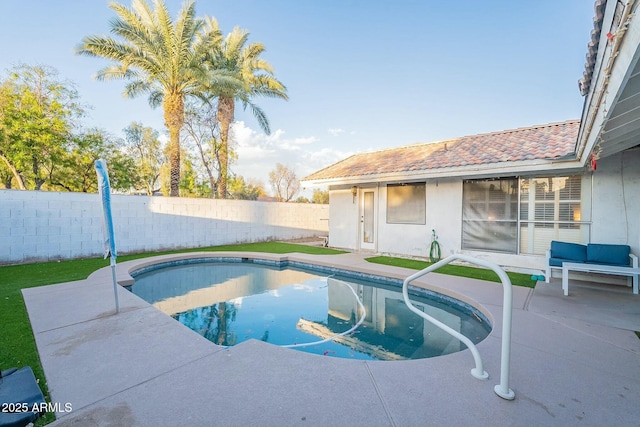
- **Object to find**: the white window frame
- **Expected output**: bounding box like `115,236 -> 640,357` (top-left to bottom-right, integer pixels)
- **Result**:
386,183 -> 426,225
462,176 -> 588,255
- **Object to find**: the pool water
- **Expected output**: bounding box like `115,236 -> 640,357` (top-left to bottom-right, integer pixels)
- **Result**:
129,260 -> 491,361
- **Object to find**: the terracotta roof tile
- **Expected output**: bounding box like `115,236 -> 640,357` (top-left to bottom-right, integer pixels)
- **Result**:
304,120 -> 579,181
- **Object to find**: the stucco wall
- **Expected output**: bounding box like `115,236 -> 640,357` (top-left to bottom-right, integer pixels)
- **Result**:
0,190 -> 329,265
590,147 -> 640,255
328,188 -> 358,249
376,179 -> 462,258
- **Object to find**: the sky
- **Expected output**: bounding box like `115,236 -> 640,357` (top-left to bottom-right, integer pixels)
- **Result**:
0,0 -> 596,196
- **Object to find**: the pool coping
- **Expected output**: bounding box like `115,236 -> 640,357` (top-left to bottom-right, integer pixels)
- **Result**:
22,251 -> 640,427
105,251 -> 507,324
124,253 -> 494,359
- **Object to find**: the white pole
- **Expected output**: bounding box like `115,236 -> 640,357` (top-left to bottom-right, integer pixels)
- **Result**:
110,256 -> 120,314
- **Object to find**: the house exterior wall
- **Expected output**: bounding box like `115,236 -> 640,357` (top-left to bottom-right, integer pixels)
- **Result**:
328,180 -> 543,270
327,148 -> 638,273
377,179 -> 462,258
328,187 -> 358,249
0,190 -> 329,265
590,147 -> 640,256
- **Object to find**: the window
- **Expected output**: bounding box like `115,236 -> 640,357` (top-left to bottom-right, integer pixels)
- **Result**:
463,176 -> 586,255
386,183 -> 426,224
519,176 -> 584,254
462,179 -> 518,253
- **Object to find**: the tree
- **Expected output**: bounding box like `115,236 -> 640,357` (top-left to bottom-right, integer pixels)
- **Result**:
228,175 -> 265,200
182,100 -> 238,198
159,147 -> 210,197
179,157 -> 199,197
312,188 -> 329,204
0,161 -> 14,189
123,122 -> 164,195
77,0 -> 234,197
48,129 -> 138,193
0,65 -> 81,190
0,83 -> 25,189
204,24 -> 288,198
269,163 -> 299,202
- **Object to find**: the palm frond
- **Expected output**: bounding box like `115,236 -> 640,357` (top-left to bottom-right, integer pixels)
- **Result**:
250,58 -> 275,74
224,27 -> 250,66
251,75 -> 288,100
76,36 -> 132,61
123,79 -> 153,99
95,64 -> 139,82
147,90 -> 164,108
174,1 -> 201,60
128,0 -> 155,28
200,68 -> 242,95
247,102 -> 270,135
242,42 -> 266,63
108,2 -> 155,50
199,16 -> 222,47
153,0 -> 175,74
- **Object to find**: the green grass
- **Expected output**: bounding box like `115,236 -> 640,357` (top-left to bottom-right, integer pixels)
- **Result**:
0,241 -> 344,426
365,256 -> 537,288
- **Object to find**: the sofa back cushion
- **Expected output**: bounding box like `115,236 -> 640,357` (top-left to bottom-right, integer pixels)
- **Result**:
550,240 -> 587,262
587,243 -> 630,266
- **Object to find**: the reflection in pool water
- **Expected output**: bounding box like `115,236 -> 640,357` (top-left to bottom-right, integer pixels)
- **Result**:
129,261 -> 491,361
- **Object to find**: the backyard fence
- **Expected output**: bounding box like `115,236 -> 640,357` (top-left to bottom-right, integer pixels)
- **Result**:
0,189 -> 329,265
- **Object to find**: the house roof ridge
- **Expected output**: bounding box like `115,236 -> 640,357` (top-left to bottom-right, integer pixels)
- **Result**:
360,138 -> 459,155
361,119 -> 581,154
458,119 -> 581,140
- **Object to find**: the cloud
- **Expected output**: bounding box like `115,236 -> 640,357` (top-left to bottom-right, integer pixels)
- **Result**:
328,128 -> 345,136
277,136 -> 319,151
292,136 -> 317,145
298,147 -> 354,179
229,121 -> 352,196
232,122 -> 318,155
231,121 -> 278,159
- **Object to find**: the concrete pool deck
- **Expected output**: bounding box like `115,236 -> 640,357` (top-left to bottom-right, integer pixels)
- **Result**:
22,251 -> 640,427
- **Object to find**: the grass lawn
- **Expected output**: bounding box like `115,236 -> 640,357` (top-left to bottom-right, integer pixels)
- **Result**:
365,256 -> 537,288
0,242 -> 344,426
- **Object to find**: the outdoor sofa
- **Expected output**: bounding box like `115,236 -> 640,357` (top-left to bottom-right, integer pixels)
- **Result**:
546,240 -> 639,295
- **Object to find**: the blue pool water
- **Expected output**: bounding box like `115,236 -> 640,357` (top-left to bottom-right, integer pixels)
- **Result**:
128,258 -> 491,361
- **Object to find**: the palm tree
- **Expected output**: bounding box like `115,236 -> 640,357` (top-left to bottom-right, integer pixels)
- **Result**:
205,25 -> 288,198
76,0 -> 231,196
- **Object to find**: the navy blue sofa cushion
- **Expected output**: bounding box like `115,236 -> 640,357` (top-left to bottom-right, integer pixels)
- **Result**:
0,366 -> 45,427
550,241 -> 587,263
587,243 -> 631,266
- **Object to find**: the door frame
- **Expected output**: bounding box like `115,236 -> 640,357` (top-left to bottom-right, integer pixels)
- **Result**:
358,186 -> 378,251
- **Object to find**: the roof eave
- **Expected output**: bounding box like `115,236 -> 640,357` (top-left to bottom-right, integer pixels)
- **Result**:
576,0 -> 640,163
300,158 -> 585,187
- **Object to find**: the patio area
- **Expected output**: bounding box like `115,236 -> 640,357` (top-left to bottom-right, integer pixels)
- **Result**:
22,251 -> 640,427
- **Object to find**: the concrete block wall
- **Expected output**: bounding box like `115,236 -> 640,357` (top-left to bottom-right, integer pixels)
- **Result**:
0,190 -> 329,265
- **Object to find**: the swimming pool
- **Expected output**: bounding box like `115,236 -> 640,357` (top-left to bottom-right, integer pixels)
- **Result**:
128,258 -> 491,361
